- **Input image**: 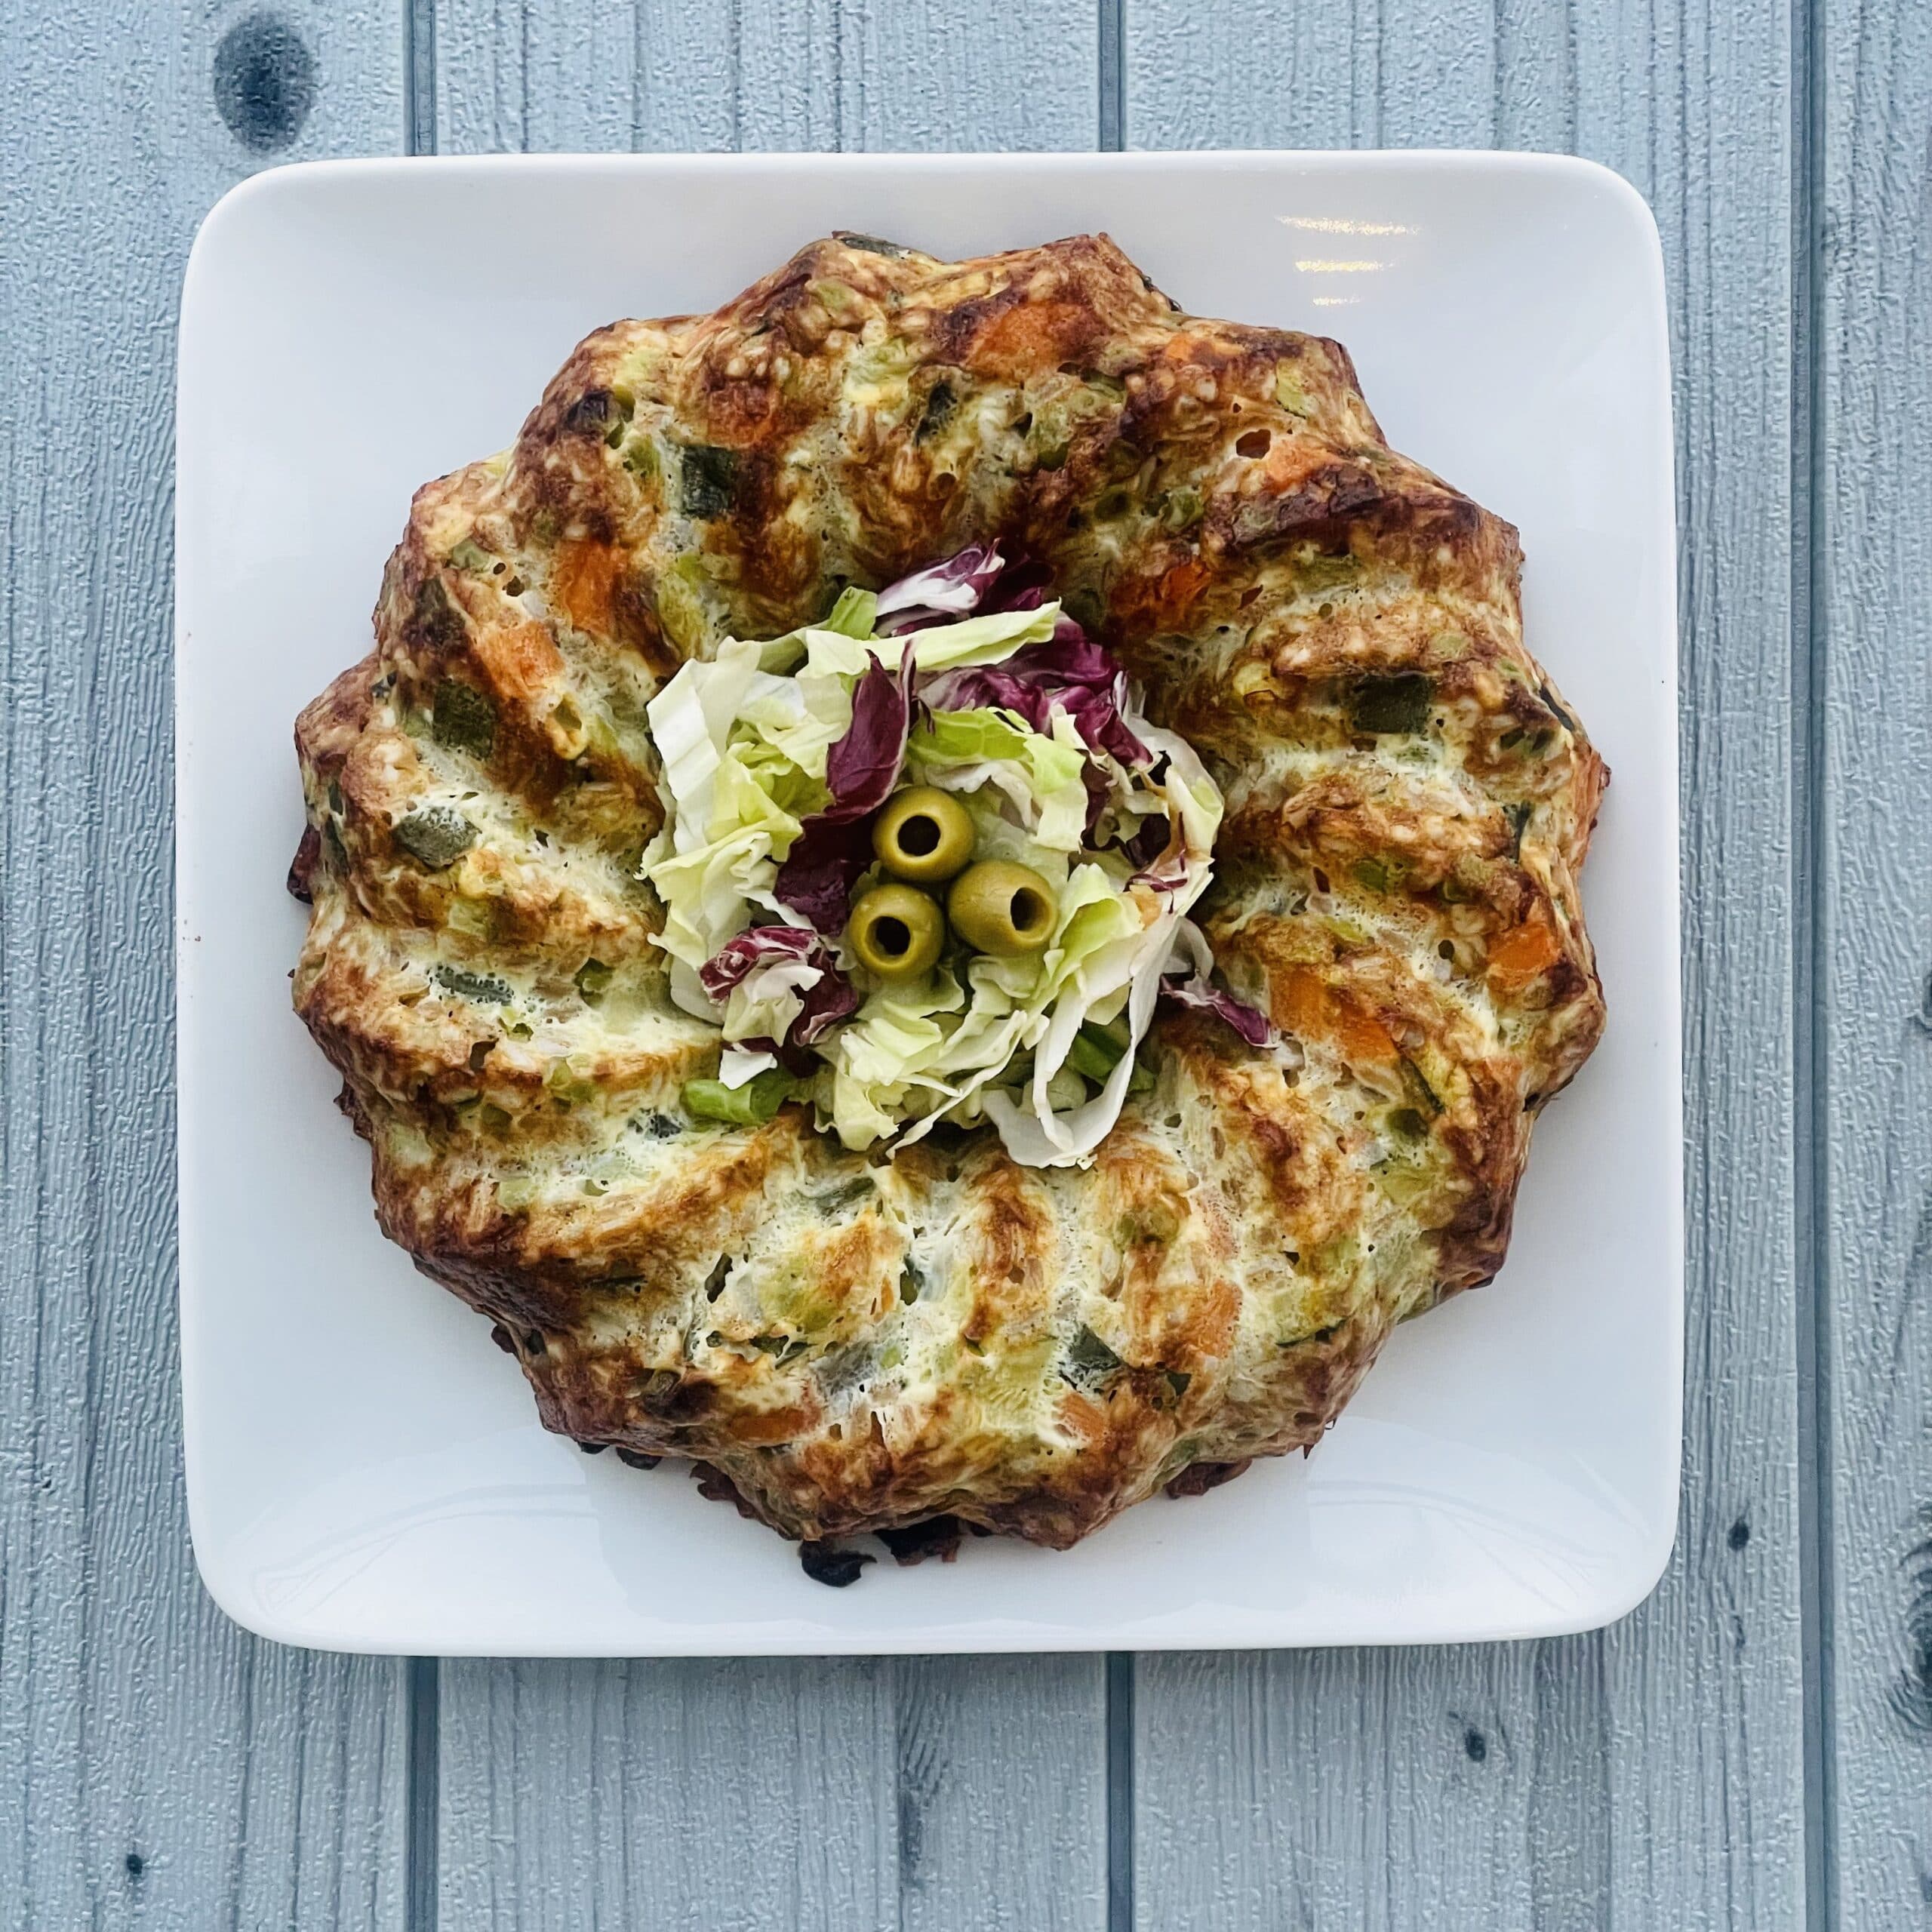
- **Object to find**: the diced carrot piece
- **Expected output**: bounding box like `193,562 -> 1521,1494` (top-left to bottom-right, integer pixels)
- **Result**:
473,619 -> 564,699
1272,966 -> 1398,1065
968,301 -> 1088,377
550,537 -> 622,639
1487,919 -> 1562,986
1156,558 -> 1214,621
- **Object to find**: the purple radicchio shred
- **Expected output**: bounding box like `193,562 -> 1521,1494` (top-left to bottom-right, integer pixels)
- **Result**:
696,923 -> 856,1047
697,924 -> 817,1001
737,1032 -> 823,1078
923,632 -> 1150,769
792,961 -> 860,1044
1128,816 -> 1192,895
1134,851 -> 1193,895
980,557 -> 1091,646
873,541 -> 1005,633
1121,814 -> 1173,873
823,653 -> 914,814
776,653 -> 915,931
774,815 -> 878,932
1161,972 -> 1275,1048
980,554 -> 1053,612
1081,761 -> 1112,835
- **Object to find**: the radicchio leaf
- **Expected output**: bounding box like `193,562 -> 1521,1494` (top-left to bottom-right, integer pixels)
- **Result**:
793,966 -> 860,1044
697,925 -> 817,1002
922,632 -> 1149,768
823,653 -> 914,814
980,555 -> 1053,613
1160,971 -> 1275,1048
697,924 -> 857,1047
1081,761 -> 1112,835
774,815 -> 880,931
1121,814 -> 1174,875
1125,811 -> 1195,895
775,653 -> 914,931
873,542 -> 1004,632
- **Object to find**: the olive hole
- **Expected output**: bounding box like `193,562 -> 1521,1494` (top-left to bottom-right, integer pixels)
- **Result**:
1011,889 -> 1049,932
900,814 -> 940,857
1235,428 -> 1272,457
873,916 -> 912,958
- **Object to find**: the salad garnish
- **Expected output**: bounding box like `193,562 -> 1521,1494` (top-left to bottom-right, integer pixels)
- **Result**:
639,545 -> 1260,1165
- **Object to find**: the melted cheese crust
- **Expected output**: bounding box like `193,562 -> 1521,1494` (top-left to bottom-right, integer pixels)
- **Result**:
291,233 -> 1607,1549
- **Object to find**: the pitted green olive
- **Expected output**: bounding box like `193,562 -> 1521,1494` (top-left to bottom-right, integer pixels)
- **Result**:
948,861 -> 1057,958
872,786 -> 976,883
848,884 -> 946,980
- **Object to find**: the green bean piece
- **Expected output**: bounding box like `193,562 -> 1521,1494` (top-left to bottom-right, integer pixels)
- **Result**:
683,1070 -> 796,1124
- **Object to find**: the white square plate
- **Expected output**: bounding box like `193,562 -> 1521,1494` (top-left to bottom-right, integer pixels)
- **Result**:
178,151 -> 1681,1656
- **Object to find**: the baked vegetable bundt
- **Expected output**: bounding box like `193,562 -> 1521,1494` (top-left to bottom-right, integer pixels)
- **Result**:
289,232 -> 1606,1558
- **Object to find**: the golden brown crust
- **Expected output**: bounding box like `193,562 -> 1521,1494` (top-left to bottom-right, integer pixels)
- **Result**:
290,232 -> 1607,1552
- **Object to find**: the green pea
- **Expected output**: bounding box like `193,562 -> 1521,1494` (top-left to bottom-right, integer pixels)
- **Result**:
847,884 -> 945,981
872,786 -> 976,884
948,861 -> 1056,958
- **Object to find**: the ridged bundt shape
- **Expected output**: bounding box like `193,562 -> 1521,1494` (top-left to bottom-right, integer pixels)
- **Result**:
290,232 -> 1606,1552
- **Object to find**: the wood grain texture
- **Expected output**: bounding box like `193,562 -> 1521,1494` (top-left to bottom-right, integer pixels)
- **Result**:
434,0 -> 1102,154
1126,3 -> 1808,1927
426,8 -> 1109,1930
1819,0 -> 1932,1917
436,1657 -> 1106,1932
0,4 -> 411,1927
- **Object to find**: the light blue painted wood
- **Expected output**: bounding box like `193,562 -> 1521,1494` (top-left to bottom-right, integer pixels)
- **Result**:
1,0 -> 1906,1923
1126,2 -> 1809,1927
435,0 -> 1105,155
0,2 -> 413,1926
436,1656 -> 1106,1932
426,7 -> 1109,1929
1819,0 -> 1932,1919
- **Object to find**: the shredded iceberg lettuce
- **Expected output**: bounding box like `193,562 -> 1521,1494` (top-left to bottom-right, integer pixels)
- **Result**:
642,550 -> 1238,1167
907,707 -> 1091,854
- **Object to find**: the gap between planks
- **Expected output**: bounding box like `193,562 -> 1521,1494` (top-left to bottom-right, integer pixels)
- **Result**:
405,10 -> 441,1927
1792,0 -> 1835,1915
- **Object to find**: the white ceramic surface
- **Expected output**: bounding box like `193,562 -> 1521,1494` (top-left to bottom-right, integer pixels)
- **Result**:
177,151 -> 1681,1657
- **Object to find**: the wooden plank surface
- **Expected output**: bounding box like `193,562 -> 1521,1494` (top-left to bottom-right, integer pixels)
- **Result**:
435,0 -> 1106,155
5,0 -> 1904,1924
426,7 -> 1110,1929
1818,0 -> 1932,1921
436,1656 -> 1106,1932
1125,3 -> 1809,1927
0,3 -> 413,1927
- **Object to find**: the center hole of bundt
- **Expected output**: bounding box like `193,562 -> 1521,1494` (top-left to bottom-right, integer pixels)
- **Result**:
899,813 -> 941,857
873,916 -> 912,958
